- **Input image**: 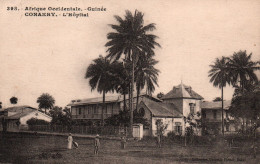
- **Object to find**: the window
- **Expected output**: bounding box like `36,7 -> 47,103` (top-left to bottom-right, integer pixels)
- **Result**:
226,124 -> 230,131
78,108 -> 81,115
88,106 -> 91,114
202,110 -> 206,118
175,122 -> 182,135
93,106 -> 97,114
213,110 -> 217,119
189,103 -> 195,114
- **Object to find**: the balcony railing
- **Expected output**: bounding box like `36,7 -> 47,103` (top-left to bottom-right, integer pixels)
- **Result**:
72,113 -> 113,120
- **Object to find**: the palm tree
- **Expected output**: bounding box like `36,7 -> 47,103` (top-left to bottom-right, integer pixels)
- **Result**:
37,93 -> 55,114
208,56 -> 231,135
228,50 -> 260,91
135,56 -> 160,111
10,97 -> 18,105
228,50 -> 260,132
105,10 -> 160,134
85,55 -> 118,125
113,61 -> 130,112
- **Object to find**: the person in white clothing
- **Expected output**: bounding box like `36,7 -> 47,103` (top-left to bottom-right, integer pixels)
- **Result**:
67,133 -> 73,149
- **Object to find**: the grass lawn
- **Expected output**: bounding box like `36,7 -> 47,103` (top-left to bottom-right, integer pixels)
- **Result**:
0,132 -> 258,164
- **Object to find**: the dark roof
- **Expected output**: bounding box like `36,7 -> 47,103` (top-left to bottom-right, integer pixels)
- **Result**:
68,95 -> 121,106
68,93 -> 161,106
4,105 -> 37,113
201,100 -> 231,110
140,98 -> 183,117
162,83 -> 203,100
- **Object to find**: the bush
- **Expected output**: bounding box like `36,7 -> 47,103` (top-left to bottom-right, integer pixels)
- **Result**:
27,118 -> 50,125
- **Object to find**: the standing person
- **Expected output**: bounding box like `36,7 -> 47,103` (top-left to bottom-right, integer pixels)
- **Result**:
94,134 -> 100,155
67,133 -> 73,150
121,135 -> 127,149
156,134 -> 161,148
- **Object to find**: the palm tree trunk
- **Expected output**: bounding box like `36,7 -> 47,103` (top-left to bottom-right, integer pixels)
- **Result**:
221,86 -> 224,136
123,92 -> 126,111
128,83 -> 131,111
136,84 -> 140,111
130,59 -> 134,137
102,91 -> 105,126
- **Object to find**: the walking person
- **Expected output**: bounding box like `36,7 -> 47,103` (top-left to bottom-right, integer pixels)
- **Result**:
94,134 -> 100,155
67,133 -> 73,150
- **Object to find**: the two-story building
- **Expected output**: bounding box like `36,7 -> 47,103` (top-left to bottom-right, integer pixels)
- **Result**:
201,100 -> 238,135
67,94 -> 161,126
68,83 -> 237,136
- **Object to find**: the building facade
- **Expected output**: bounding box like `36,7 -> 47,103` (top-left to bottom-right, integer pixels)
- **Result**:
67,94 -> 160,125
201,100 -> 238,135
0,106 -> 52,132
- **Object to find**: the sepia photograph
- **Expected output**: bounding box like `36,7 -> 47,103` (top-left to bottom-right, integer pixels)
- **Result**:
0,0 -> 260,163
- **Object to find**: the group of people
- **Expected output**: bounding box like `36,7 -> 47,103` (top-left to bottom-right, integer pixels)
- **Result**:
67,133 -> 127,155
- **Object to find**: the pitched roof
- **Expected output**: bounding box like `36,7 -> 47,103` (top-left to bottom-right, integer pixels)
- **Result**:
162,83 -> 203,100
4,105 -> 37,112
140,98 -> 183,117
6,110 -> 34,119
6,110 -> 52,120
67,93 -> 161,106
68,95 -> 121,106
201,100 -> 231,110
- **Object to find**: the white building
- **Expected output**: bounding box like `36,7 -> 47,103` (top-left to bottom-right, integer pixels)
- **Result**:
137,83 -> 204,136
0,106 -> 52,131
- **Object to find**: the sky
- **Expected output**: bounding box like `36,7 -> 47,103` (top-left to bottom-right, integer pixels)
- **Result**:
0,0 -> 260,108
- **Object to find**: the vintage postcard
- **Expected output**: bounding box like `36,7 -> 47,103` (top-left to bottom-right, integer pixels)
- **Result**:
0,0 -> 259,163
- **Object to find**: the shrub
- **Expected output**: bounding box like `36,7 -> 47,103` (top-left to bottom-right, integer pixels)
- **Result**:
27,118 -> 50,125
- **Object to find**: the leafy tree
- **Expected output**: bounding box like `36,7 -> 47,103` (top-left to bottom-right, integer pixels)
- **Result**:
85,55 -> 119,125
208,56 -> 231,135
229,82 -> 260,135
10,96 -> 18,105
157,92 -> 164,99
155,119 -> 168,137
27,118 -> 50,125
37,93 -> 55,114
49,106 -> 72,126
213,97 -> 222,102
105,109 -> 149,127
106,10 -> 160,134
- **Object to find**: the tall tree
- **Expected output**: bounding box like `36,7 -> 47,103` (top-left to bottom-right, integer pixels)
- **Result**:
229,82 -> 260,136
85,55 -> 118,125
112,61 -> 130,112
228,50 -> 260,91
10,96 -> 18,105
37,93 -> 55,114
228,50 -> 260,132
135,57 -> 159,110
208,56 -> 231,135
105,10 -> 160,135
